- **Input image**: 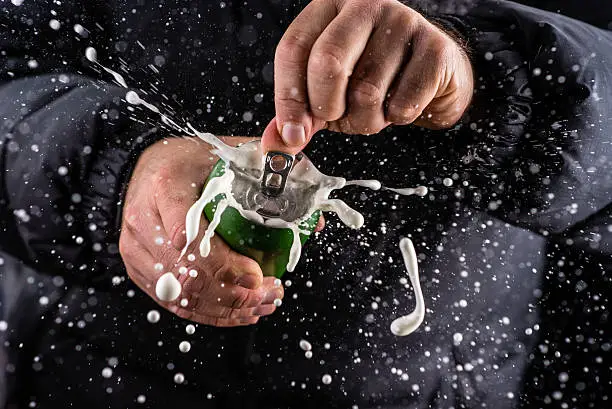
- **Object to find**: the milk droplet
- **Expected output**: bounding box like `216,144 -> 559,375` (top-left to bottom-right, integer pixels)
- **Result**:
49,19 -> 60,30
273,298 -> 282,307
453,332 -> 464,345
136,395 -> 146,404
322,374 -> 332,384
299,339 -> 312,351
305,350 -> 313,359
443,177 -> 453,187
126,90 -> 141,105
85,47 -> 97,62
101,367 -> 113,378
390,238 -> 425,336
155,273 -> 181,302
185,324 -> 195,335
146,310 -> 160,323
173,373 -> 185,384
179,341 -> 191,353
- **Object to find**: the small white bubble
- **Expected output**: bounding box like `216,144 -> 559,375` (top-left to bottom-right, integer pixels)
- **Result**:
180,298 -> 189,307
49,19 -> 61,30
179,341 -> 191,353
189,269 -> 198,278
187,254 -> 196,262
173,373 -> 185,384
484,52 -> 494,60
305,350 -> 313,359
453,332 -> 463,345
458,299 -> 467,308
443,177 -> 453,187
101,367 -> 113,378
154,263 -> 164,271
185,324 -> 196,335
136,395 -> 146,404
299,339 -> 312,351
305,280 -> 312,288
274,278 -> 282,287
146,310 -> 160,323
178,266 -> 188,275
273,298 -> 282,307
38,296 -> 49,306
58,166 -> 68,176
322,374 -> 332,384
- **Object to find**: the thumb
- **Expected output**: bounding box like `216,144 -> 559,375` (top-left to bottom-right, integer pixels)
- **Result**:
261,116 -> 325,155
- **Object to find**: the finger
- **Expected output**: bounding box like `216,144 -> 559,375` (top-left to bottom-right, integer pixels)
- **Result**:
185,274 -> 283,311
171,310 -> 260,327
173,300 -> 278,320
339,17 -> 413,134
154,172 -> 203,251
314,214 -> 325,232
412,51 -> 473,129
260,116 -> 325,155
386,23 -> 448,125
272,0 -> 338,151
307,3 -> 376,122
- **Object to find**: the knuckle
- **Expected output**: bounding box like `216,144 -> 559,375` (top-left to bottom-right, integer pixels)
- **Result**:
349,78 -> 385,110
276,30 -> 313,65
308,45 -> 346,81
386,99 -> 421,124
122,205 -> 141,231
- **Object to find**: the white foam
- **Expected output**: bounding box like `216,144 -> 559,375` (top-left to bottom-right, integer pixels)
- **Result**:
345,179 -> 382,190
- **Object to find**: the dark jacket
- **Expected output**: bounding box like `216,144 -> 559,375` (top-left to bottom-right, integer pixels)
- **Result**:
0,1 -> 610,408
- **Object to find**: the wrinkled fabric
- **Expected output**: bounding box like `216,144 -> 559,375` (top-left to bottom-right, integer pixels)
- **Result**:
0,1 -> 610,408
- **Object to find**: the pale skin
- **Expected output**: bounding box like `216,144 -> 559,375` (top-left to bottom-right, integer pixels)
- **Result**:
120,0 -> 473,327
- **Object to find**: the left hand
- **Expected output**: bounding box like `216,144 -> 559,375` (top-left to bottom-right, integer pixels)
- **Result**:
262,0 -> 474,154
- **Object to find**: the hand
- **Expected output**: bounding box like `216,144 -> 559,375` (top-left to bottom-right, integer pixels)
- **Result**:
119,137 -> 284,327
261,0 -> 473,154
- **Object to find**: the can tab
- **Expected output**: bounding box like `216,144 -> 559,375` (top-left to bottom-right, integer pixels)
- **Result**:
261,152 -> 295,197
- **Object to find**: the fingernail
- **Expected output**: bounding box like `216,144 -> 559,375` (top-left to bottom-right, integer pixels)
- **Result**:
263,289 -> 281,304
281,123 -> 306,147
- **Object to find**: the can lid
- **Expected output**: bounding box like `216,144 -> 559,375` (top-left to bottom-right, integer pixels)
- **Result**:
227,142 -> 316,222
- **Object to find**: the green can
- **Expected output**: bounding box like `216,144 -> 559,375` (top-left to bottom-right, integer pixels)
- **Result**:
203,158 -> 320,278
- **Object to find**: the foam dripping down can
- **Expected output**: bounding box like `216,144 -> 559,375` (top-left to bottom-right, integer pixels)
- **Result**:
203,141 -> 320,278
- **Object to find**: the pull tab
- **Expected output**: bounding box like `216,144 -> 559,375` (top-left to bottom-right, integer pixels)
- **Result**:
260,151 -> 295,197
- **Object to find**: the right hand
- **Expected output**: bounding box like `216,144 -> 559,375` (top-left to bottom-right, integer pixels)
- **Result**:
119,137 -> 284,327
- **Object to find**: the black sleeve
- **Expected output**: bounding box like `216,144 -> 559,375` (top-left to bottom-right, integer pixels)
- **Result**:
430,0 -> 612,260
0,2 -> 164,280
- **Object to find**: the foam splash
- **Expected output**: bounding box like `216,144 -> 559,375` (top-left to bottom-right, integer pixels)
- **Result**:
87,49 -> 427,335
